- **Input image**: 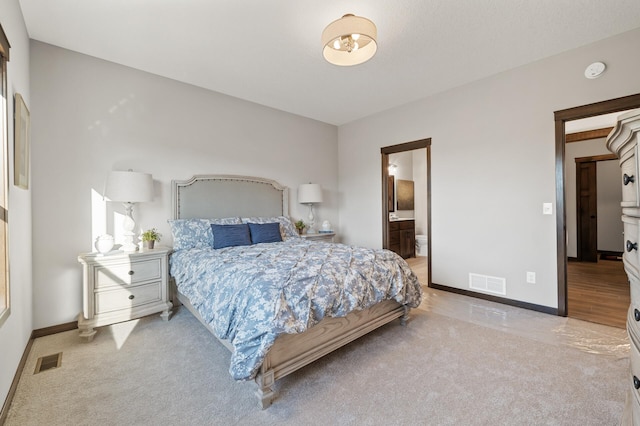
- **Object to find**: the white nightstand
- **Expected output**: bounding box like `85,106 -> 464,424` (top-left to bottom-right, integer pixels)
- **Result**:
77,247 -> 173,342
301,232 -> 336,242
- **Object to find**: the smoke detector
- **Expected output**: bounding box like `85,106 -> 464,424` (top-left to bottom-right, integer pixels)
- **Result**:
584,62 -> 606,79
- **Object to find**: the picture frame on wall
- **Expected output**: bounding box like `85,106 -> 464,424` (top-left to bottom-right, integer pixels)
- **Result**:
14,93 -> 29,190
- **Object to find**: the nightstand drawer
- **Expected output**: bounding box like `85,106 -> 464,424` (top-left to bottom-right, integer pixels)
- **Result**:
94,282 -> 162,315
95,258 -> 162,288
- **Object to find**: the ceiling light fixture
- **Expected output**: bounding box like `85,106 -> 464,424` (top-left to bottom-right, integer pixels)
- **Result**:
322,14 -> 377,66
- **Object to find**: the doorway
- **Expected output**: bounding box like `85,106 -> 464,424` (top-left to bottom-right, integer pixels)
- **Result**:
575,155 -> 618,262
576,160 -> 598,262
554,93 -> 640,317
381,139 -> 432,287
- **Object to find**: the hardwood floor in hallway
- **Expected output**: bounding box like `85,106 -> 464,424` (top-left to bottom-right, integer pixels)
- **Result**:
567,258 -> 629,329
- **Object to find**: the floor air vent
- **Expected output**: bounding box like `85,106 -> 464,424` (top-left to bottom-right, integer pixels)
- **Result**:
469,273 -> 506,296
34,353 -> 62,374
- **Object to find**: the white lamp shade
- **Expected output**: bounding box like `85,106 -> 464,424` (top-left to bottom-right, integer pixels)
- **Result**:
298,183 -> 323,204
105,170 -> 154,203
322,14 -> 377,66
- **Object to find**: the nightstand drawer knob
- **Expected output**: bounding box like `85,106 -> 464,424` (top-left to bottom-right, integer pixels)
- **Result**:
627,240 -> 638,252
128,295 -> 135,300
128,270 -> 134,275
635,309 -> 640,322
634,376 -> 640,390
624,174 -> 635,185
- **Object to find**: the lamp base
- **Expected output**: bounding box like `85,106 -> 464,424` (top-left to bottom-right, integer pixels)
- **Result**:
121,202 -> 139,252
307,204 -> 316,234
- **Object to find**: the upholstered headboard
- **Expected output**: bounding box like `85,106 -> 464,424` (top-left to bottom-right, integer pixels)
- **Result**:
171,175 -> 289,219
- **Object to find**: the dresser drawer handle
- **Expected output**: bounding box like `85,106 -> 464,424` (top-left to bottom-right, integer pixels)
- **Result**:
128,295 -> 135,300
635,309 -> 640,322
624,174 -> 635,185
634,376 -> 640,390
627,240 -> 638,252
128,270 -> 134,276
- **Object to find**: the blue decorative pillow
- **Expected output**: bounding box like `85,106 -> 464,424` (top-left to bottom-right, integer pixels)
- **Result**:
168,217 -> 241,250
241,216 -> 300,240
211,224 -> 252,249
248,222 -> 282,244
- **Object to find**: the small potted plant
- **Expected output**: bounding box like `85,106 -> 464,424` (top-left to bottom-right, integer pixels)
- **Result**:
141,228 -> 161,249
294,220 -> 306,235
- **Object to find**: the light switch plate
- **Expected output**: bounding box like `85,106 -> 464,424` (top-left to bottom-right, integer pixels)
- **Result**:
542,203 -> 553,215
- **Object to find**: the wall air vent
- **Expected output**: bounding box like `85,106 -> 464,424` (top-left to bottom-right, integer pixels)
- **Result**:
34,352 -> 62,374
469,273 -> 506,296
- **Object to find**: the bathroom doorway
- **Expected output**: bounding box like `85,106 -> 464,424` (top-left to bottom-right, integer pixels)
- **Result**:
381,139 -> 431,287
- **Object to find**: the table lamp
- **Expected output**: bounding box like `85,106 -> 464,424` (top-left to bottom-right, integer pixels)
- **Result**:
298,183 -> 323,234
105,170 -> 154,252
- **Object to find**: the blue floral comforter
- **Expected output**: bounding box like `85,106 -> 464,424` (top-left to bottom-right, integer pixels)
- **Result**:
170,239 -> 422,380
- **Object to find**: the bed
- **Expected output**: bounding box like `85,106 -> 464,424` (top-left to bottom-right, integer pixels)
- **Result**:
169,175 -> 422,408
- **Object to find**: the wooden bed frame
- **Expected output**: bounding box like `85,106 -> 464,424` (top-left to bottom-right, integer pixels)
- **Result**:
171,175 -> 409,409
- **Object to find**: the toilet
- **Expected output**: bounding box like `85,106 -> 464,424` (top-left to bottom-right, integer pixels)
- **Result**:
415,235 -> 428,256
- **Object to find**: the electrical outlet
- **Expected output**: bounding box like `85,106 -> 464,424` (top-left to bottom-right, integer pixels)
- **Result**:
526,271 -> 536,284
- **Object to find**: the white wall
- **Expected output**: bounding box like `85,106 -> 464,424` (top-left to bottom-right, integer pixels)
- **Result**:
30,41 -> 338,328
565,137 -> 622,257
338,28 -> 640,308
0,0 -> 32,410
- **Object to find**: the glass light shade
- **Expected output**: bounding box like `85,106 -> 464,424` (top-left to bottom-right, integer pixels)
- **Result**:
322,14 -> 377,66
298,183 -> 323,204
105,171 -> 154,203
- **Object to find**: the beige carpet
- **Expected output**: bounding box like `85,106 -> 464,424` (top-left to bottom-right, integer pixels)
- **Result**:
5,296 -> 629,426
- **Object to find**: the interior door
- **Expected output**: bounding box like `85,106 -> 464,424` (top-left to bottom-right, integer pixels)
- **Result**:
577,161 -> 598,262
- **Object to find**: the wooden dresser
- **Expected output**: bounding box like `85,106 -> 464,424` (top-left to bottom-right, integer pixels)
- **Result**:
606,109 -> 640,425
388,219 -> 415,258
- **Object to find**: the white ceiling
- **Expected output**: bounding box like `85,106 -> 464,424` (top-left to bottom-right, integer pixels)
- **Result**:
18,0 -> 640,126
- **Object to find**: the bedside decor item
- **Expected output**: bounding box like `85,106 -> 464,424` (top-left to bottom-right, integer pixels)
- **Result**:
141,228 -> 161,249
94,234 -> 115,254
321,220 -> 332,232
14,93 -> 30,190
105,170 -> 154,252
322,14 -> 377,66
294,220 -> 306,235
298,183 -> 323,234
